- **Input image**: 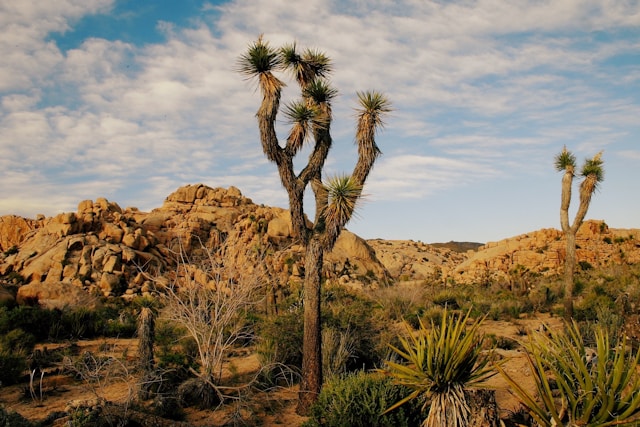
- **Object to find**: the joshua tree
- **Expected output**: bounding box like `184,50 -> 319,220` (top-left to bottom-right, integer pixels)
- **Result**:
555,147 -> 604,319
238,36 -> 391,412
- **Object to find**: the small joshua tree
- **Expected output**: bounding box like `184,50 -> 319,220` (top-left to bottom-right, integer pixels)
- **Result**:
136,297 -> 157,399
555,147 -> 604,319
238,36 -> 391,412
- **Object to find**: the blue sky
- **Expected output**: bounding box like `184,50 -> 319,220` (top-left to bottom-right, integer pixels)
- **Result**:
1,0 -> 639,243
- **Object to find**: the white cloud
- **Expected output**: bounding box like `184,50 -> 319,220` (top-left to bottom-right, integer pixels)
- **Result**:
0,0 -> 638,241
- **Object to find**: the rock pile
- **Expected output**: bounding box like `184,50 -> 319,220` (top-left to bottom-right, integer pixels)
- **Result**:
452,220 -> 640,285
0,184 -> 389,309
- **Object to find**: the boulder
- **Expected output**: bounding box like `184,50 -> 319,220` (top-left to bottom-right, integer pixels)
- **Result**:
0,215 -> 35,252
17,281 -> 97,309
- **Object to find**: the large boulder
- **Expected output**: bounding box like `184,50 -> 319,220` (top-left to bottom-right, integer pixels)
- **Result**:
0,215 -> 36,252
16,281 -> 98,310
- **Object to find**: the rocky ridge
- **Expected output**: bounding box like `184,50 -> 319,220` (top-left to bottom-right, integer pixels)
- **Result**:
1,184 -> 639,309
0,184 -> 390,309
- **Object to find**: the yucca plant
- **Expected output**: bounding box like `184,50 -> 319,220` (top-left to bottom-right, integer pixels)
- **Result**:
498,320 -> 640,427
384,309 -> 497,427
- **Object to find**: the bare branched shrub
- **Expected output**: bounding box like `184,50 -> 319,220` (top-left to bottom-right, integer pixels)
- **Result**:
157,239 -> 266,407
63,351 -> 135,424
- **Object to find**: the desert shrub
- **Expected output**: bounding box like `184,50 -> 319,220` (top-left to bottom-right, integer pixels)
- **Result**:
0,305 -> 60,341
384,309 -> 497,427
256,311 -> 304,369
153,321 -> 198,387
60,307 -> 97,339
432,290 -> 460,308
0,351 -> 27,385
574,293 -> 615,322
303,371 -> 422,427
578,260 -> 593,271
322,285 -> 387,370
0,405 -> 33,427
150,394 -> 185,420
372,285 -> 429,324
499,320 -> 640,427
489,298 -> 534,321
0,328 -> 35,354
322,326 -> 356,379
177,377 -> 220,409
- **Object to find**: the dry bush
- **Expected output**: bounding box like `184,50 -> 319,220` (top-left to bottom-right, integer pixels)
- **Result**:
155,239 -> 267,407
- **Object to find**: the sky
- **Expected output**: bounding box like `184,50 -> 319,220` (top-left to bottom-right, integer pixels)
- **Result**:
1,0 -> 639,244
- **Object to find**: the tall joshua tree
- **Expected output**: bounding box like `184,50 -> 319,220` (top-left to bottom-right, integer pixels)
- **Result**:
238,36 -> 391,412
555,147 -> 604,319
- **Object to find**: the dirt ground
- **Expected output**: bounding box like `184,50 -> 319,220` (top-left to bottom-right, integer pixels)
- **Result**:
0,313 -> 563,426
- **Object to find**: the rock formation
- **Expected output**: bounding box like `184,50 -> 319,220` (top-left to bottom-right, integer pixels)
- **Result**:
452,220 -> 640,286
1,184 -> 639,309
0,184 -> 389,309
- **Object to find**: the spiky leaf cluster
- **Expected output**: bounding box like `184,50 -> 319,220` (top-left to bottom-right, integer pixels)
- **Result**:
237,36 -> 282,77
322,175 -> 363,227
581,151 -> 605,185
498,320 -> 640,427
554,146 -> 577,172
384,309 -> 497,427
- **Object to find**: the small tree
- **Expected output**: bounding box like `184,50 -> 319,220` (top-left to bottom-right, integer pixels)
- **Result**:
239,36 -> 390,412
555,147 -> 604,319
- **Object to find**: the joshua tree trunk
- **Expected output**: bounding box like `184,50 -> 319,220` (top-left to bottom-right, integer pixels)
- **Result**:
239,37 -> 390,412
563,231 -> 577,319
298,236 -> 324,410
137,306 -> 156,399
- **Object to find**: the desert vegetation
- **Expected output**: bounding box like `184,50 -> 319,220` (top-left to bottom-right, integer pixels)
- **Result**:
1,254 -> 640,425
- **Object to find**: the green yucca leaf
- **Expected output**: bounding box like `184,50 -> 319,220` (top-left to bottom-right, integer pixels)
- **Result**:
283,101 -> 317,124
237,36 -> 282,77
280,43 -> 300,68
581,151 -> 604,183
383,308 -> 497,425
322,174 -> 362,226
302,48 -> 333,78
554,146 -> 577,172
304,79 -> 338,105
356,91 -> 391,130
500,320 -> 640,427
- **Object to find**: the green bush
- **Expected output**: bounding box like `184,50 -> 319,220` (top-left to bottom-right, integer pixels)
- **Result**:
0,351 -> 27,385
257,311 -> 304,369
499,320 -> 640,427
432,290 -> 459,308
0,306 -> 60,341
322,285 -> 389,370
0,328 -> 35,354
303,371 -> 422,427
0,405 -> 33,427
